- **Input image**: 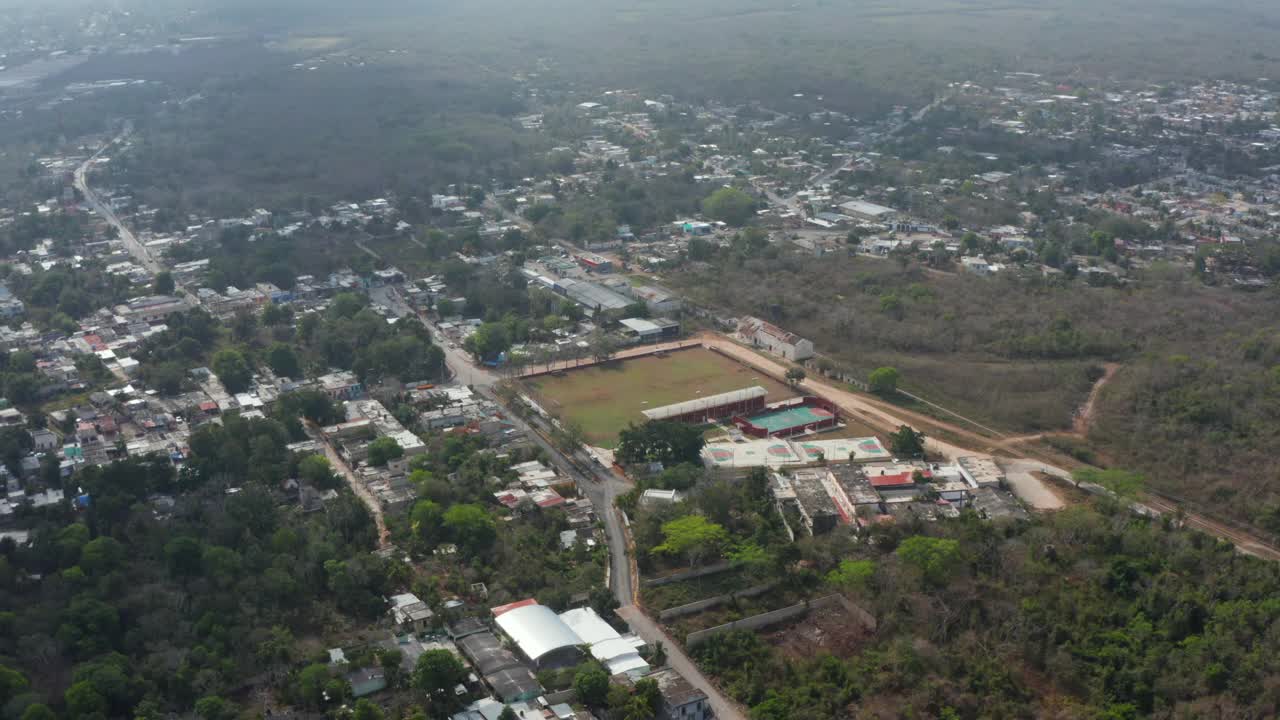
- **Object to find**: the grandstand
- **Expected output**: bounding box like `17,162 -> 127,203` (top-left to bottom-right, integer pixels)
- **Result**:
641,386 -> 768,424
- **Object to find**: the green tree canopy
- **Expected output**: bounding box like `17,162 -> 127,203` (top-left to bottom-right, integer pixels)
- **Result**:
868,366 -> 900,395
443,504 -> 496,554
889,425 -> 925,457
653,515 -> 729,567
574,665 -> 610,707
616,421 -> 706,467
412,649 -> 466,697
896,536 -> 961,584
367,436 -> 405,467
702,186 -> 756,226
211,349 -> 253,393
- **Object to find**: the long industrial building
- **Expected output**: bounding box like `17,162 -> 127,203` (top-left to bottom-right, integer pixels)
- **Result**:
641,386 -> 768,424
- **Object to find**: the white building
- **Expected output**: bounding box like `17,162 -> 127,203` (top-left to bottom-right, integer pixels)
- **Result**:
738,316 -> 815,361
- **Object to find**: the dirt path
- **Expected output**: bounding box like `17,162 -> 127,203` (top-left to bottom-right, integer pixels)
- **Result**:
986,363 -> 1121,453
1074,362 -> 1120,435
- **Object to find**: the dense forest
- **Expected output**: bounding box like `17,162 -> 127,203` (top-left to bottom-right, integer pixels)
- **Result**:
0,418 -> 387,720
692,503 -> 1280,719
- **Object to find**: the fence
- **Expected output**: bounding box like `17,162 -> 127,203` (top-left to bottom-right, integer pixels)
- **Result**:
515,340 -> 703,380
658,583 -> 777,621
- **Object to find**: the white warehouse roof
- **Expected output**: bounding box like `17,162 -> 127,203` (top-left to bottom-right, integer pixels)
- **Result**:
493,604 -> 582,664
559,607 -> 649,677
642,386 -> 767,421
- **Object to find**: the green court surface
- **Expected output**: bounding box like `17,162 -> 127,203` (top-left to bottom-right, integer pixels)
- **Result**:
747,405 -> 835,434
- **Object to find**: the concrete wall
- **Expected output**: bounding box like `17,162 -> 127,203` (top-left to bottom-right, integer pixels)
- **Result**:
658,583 -> 776,621
643,561 -> 737,588
684,594 -> 872,647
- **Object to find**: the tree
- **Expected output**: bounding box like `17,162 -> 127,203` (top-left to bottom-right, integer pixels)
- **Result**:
785,367 -> 806,387
211,349 -> 252,393
353,699 -> 385,720
827,559 -> 874,592
296,664 -> 332,708
616,421 -> 706,467
588,330 -> 620,363
195,696 -> 237,720
653,515 -> 729,567
868,366 -> 900,395
896,536 -> 961,584
298,454 -> 339,490
496,708 -> 517,720
0,665 -> 29,705
367,436 -> 404,467
152,271 -> 175,295
575,665 -> 610,707
443,504 -> 496,553
267,342 -> 300,378
20,705 -> 55,720
413,649 -> 466,697
410,500 -> 444,546
702,187 -> 756,226
64,682 -> 107,719
164,536 -> 203,578
889,425 -> 926,458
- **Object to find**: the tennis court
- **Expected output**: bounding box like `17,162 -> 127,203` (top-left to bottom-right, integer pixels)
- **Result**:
746,405 -> 836,435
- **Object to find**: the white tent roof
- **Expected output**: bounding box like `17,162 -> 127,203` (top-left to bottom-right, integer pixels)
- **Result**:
494,604 -> 581,663
559,607 -> 650,677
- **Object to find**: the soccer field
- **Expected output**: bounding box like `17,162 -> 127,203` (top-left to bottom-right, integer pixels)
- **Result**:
524,347 -> 796,447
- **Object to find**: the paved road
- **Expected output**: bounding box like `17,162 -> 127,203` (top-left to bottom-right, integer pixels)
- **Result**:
74,134 -> 163,275
507,404 -> 633,607
617,606 -> 748,720
367,285 -> 499,387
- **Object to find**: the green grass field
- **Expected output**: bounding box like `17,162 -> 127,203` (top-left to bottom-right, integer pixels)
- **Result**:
524,347 -> 795,447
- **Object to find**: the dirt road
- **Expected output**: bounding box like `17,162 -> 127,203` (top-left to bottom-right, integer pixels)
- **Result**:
315,431 -> 391,549
1074,362 -> 1120,435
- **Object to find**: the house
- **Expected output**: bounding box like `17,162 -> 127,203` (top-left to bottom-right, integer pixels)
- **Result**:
738,316 -> 815,361
346,667 -> 387,698
960,256 -> 992,275
319,371 -> 364,400
390,592 -> 435,634
30,429 -> 58,453
649,668 -> 712,720
114,295 -> 191,324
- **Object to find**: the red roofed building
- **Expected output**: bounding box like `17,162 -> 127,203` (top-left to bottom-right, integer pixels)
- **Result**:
490,597 -> 539,617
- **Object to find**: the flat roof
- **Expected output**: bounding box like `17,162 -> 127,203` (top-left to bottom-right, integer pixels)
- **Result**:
620,317 -> 662,334
838,199 -> 897,217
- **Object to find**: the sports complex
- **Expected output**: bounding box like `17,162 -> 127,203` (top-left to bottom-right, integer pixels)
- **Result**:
522,344 -> 883,463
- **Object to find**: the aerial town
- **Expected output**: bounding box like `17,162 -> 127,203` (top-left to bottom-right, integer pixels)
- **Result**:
2,4 -> 1280,720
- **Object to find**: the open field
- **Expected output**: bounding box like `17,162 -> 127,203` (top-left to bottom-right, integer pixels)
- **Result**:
523,347 -> 795,447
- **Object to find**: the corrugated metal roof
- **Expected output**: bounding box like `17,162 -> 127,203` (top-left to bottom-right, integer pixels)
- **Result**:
642,386 -> 767,421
